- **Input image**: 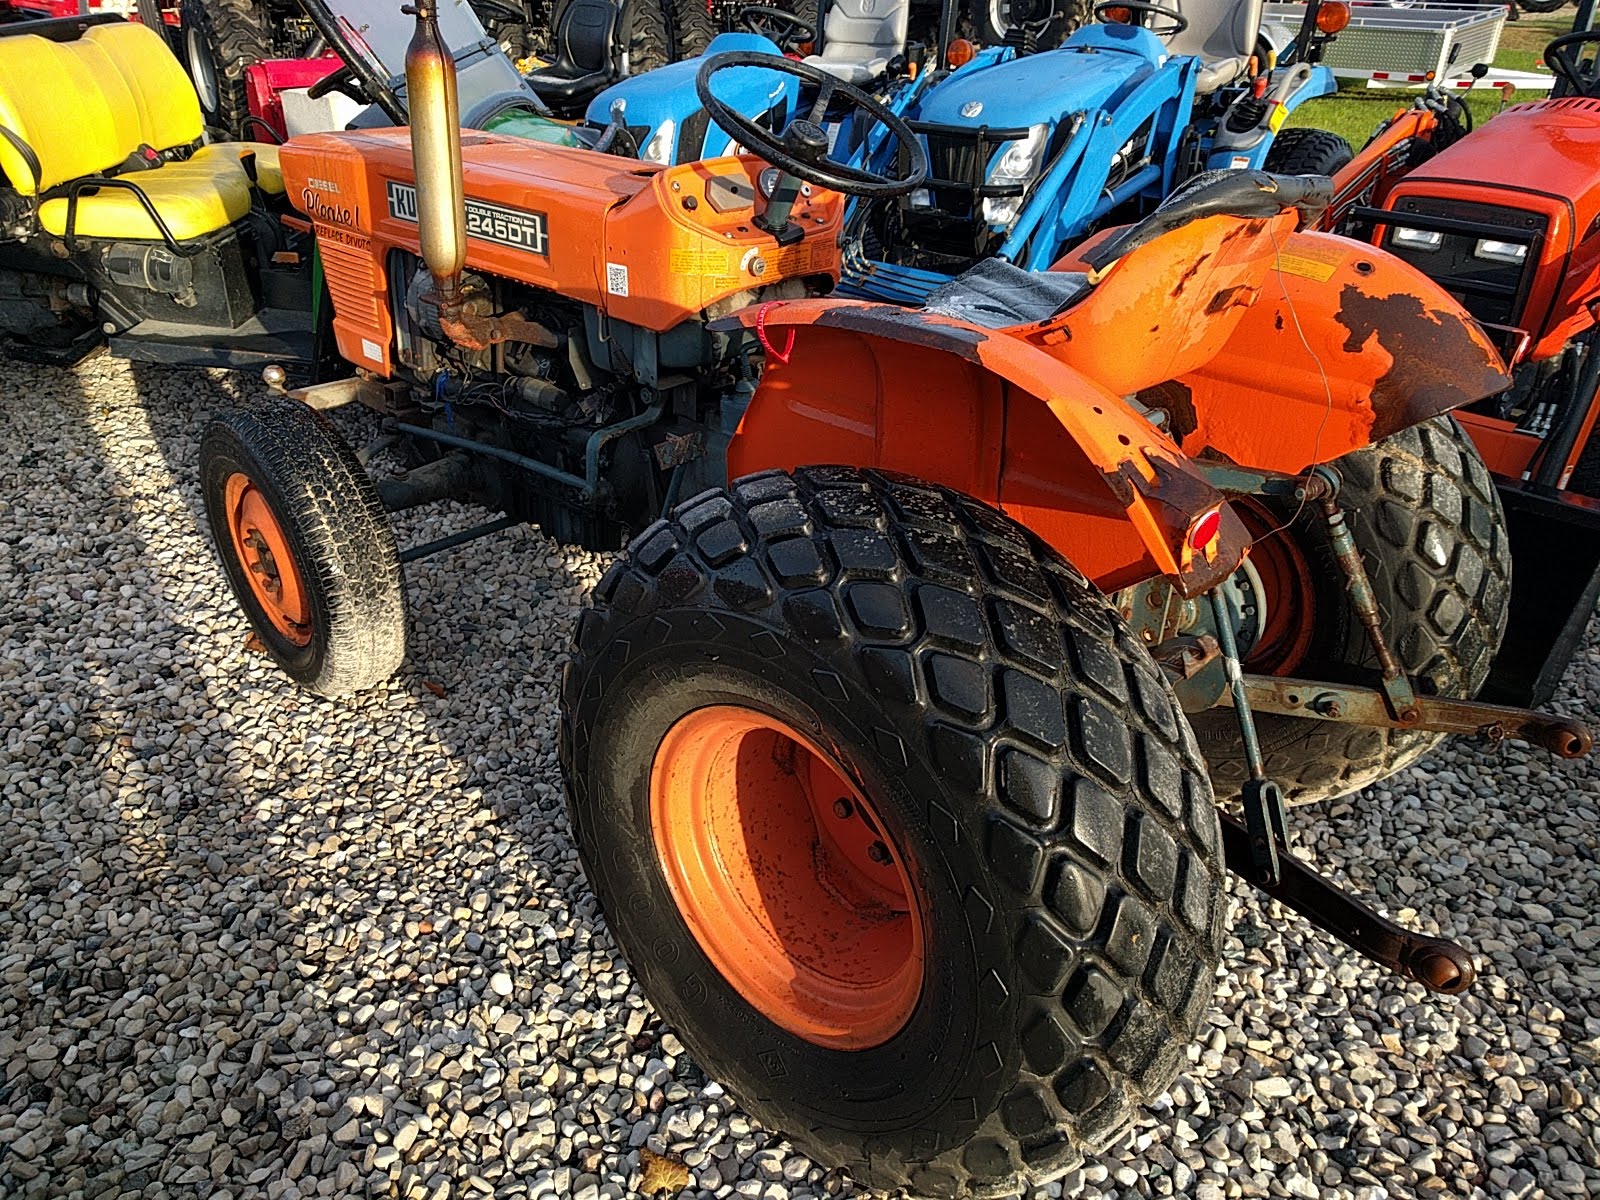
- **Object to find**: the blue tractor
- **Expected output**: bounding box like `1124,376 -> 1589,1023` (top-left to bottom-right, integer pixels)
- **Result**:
841,0 -> 1353,302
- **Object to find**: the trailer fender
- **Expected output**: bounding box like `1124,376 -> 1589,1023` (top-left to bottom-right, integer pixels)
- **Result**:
1147,232 -> 1512,474
714,299 -> 1248,596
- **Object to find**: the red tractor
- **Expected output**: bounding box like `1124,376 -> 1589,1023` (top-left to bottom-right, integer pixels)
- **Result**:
0,7 -> 1591,1196
1312,5 -> 1600,713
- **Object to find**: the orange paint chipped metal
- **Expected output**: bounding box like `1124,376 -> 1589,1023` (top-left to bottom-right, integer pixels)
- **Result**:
649,706 -> 925,1050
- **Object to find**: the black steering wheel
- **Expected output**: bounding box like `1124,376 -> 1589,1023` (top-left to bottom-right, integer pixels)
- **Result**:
307,63 -> 371,104
1093,0 -> 1189,37
694,52 -> 927,197
1545,31 -> 1600,98
738,4 -> 817,52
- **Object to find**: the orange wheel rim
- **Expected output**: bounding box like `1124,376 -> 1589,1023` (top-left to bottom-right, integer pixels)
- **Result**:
1238,499 -> 1316,675
650,706 -> 925,1050
223,472 -> 311,646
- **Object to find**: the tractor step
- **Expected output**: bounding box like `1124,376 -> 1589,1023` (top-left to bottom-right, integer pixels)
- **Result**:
1217,813 -> 1477,995
109,307 -> 314,370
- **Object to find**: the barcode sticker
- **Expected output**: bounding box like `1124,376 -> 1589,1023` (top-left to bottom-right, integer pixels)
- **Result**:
606,262 -> 629,296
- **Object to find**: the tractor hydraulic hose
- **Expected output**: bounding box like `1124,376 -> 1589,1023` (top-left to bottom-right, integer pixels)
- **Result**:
1532,338 -> 1600,491
405,1 -> 468,310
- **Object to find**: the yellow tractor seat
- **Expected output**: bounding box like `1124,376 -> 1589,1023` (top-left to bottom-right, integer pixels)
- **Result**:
0,22 -> 281,243
38,155 -> 255,241
80,21 -> 205,152
195,142 -> 286,196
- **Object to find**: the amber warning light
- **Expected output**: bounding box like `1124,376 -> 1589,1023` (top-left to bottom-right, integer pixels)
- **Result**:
1316,2 -> 1350,34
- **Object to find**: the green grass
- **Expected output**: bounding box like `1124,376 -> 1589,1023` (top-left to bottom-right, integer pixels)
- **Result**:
1282,11 -> 1567,148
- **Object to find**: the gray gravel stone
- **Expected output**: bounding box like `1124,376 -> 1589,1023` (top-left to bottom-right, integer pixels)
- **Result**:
2,357 -> 1599,1200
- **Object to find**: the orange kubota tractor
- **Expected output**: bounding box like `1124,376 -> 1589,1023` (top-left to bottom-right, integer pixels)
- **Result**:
174,4 -> 1595,1195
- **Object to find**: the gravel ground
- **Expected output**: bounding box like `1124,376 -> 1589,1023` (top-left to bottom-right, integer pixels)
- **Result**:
2,355 -> 1599,1200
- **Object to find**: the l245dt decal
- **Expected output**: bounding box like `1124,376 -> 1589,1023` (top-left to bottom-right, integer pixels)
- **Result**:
387,181 -> 549,256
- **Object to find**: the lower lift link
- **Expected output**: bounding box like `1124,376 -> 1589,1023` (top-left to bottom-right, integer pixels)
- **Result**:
1208,468 -> 1478,995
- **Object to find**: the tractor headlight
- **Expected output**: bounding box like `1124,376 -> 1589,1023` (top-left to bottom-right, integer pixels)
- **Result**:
641,119 -> 676,165
1392,226 -> 1444,253
980,123 -> 1048,228
1474,238 -> 1528,264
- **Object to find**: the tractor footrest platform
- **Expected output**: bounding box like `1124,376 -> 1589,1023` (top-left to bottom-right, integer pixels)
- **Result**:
110,307 -> 314,370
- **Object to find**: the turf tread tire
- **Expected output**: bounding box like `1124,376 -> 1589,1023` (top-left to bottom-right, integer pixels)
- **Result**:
200,400 -> 406,697
561,466 -> 1226,1199
1195,416 -> 1511,805
181,0 -> 274,140
1264,127 -> 1355,177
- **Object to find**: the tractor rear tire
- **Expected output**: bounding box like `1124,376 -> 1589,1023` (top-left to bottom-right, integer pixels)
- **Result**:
561,466 -> 1227,1199
670,0 -> 718,58
1193,416 -> 1512,806
623,0 -> 674,73
180,0 -> 273,139
200,400 -> 406,697
1264,127 -> 1355,176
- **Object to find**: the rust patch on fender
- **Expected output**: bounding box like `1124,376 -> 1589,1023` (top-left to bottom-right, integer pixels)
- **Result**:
1335,284 -> 1511,439
1171,252 -> 1211,297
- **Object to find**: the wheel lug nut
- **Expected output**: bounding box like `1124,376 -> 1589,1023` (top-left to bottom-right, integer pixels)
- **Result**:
832,798 -> 853,819
867,840 -> 891,865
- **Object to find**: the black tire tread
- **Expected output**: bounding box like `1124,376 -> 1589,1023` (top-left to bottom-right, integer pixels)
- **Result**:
180,0 -> 274,139
562,467 -> 1226,1199
200,400 -> 406,697
1264,126 -> 1355,176
622,0 -> 673,71
669,0 -> 718,57
1199,416 -> 1511,805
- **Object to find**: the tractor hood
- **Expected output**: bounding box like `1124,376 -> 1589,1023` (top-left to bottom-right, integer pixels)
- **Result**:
587,34 -> 798,164
1402,97 -> 1600,210
915,27 -> 1165,130
1382,97 -> 1600,362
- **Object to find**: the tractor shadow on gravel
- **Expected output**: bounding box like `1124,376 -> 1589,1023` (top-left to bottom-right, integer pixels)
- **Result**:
5,355 -> 1599,1198
1,355 -> 726,1197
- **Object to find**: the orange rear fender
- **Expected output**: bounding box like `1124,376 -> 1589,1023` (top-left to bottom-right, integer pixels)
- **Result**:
1160,232 -> 1512,475
717,299 -> 1247,596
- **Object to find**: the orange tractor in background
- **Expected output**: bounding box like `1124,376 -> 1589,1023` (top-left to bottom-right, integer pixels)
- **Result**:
2,2 -> 1585,1194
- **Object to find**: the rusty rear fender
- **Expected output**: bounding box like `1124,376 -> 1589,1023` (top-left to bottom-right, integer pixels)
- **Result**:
713,299 -> 1249,597
1163,232 -> 1512,474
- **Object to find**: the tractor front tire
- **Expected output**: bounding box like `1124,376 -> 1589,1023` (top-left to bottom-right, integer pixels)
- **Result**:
1194,416 -> 1512,805
200,400 -> 406,697
180,0 -> 273,139
561,467 -> 1227,1198
1264,127 -> 1355,176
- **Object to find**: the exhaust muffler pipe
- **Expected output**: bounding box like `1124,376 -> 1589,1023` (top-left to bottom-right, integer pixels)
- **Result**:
404,0 -> 467,311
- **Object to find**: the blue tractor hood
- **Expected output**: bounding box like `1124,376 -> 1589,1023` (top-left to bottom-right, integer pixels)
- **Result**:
915,24 -> 1168,130
587,34 -> 799,164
